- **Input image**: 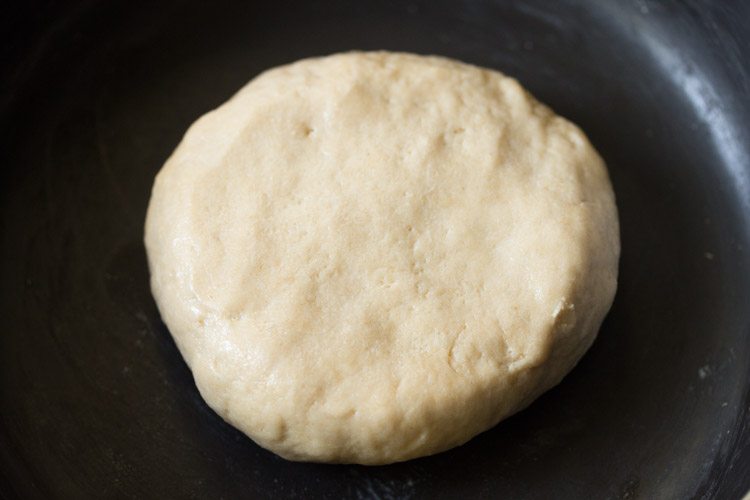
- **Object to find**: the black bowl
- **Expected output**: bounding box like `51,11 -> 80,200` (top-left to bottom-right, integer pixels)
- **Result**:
2,1 -> 749,498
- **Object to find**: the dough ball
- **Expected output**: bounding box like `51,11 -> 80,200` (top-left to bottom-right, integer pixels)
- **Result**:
144,52 -> 619,464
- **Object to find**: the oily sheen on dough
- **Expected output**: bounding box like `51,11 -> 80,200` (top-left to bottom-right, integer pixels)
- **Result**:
144,52 -> 620,465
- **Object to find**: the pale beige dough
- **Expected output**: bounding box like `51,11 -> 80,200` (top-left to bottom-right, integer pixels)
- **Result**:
144,51 -> 620,464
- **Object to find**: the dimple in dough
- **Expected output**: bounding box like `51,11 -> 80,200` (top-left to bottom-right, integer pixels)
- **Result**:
144,52 -> 620,465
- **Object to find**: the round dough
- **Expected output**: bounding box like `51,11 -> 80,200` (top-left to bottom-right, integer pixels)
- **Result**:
144,52 -> 619,464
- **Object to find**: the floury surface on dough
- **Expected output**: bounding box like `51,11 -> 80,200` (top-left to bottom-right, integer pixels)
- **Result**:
144,52 -> 620,464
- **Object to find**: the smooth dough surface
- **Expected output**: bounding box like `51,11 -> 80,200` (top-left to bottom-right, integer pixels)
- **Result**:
145,52 -> 620,464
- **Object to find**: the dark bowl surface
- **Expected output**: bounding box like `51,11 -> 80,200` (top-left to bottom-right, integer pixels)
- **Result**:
1,1 -> 750,498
